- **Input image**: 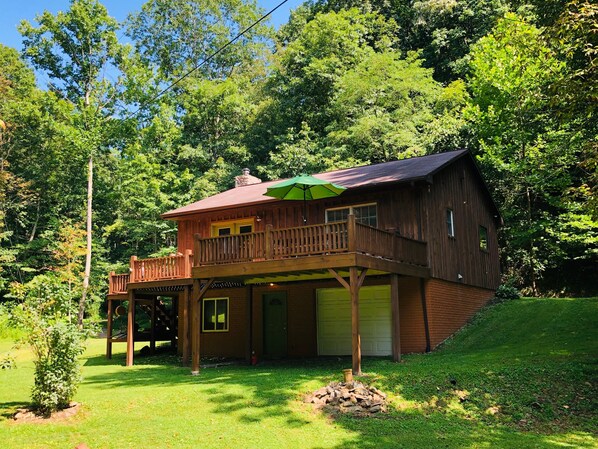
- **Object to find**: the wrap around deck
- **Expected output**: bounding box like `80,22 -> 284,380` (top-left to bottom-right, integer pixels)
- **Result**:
108,216 -> 429,294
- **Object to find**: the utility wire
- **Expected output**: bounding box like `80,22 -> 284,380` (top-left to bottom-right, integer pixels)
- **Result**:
124,0 -> 290,120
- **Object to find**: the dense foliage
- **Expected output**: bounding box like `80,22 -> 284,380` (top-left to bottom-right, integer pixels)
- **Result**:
0,0 -> 596,320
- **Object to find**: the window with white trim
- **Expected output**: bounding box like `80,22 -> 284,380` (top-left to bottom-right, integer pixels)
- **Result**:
446,209 -> 455,238
326,204 -> 377,227
202,298 -> 229,332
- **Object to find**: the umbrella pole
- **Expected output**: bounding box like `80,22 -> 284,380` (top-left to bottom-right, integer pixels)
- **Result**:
303,191 -> 307,224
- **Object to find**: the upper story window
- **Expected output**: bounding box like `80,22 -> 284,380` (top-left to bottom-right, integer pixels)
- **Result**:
211,219 -> 254,237
479,225 -> 488,251
326,203 -> 377,228
446,209 -> 455,237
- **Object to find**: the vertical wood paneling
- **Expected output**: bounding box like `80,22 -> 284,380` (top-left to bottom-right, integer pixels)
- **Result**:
422,159 -> 500,289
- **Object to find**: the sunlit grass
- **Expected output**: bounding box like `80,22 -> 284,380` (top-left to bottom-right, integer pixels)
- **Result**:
0,297 -> 596,449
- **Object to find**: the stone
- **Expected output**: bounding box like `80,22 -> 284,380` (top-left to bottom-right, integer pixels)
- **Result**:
370,405 -> 382,413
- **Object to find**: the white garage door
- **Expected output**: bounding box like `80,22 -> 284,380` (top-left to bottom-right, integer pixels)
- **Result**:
317,285 -> 392,356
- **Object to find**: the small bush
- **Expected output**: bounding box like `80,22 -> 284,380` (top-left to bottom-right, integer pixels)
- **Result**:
31,322 -> 85,416
0,304 -> 23,340
1,353 -> 15,370
495,283 -> 521,301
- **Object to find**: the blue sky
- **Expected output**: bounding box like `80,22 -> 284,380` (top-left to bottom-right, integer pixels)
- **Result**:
0,0 -> 304,50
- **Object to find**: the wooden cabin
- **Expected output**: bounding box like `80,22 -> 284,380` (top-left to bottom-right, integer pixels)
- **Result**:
106,150 -> 501,374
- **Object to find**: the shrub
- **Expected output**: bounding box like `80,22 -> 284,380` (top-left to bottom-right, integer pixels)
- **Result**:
10,274 -> 87,416
1,353 -> 15,370
31,322 -> 84,416
495,283 -> 521,301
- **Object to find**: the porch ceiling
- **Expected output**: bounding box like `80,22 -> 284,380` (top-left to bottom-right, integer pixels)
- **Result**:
192,252 -> 429,283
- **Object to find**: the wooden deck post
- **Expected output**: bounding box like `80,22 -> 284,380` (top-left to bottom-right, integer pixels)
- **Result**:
129,256 -> 137,283
191,280 -> 201,374
108,271 -> 115,295
126,290 -> 136,367
106,297 -> 113,359
391,274 -> 401,362
347,214 -> 356,252
350,267 -> 361,375
184,249 -> 193,278
182,286 -> 190,365
150,296 -> 156,355
191,278 -> 215,374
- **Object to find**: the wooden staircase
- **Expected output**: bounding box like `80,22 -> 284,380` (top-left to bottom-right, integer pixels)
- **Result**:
139,301 -> 175,338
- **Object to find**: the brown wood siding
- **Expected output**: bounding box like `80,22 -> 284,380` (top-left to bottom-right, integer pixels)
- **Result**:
423,159 -> 500,289
175,276 -> 448,359
200,287 -> 248,358
425,278 -> 494,348
251,284 -> 318,358
175,186 -> 423,254
251,276 -> 429,356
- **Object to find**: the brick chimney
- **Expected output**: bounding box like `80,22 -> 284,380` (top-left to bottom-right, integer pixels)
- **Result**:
235,168 -> 262,187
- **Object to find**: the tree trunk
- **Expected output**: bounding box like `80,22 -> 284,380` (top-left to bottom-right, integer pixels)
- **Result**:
79,155 -> 93,327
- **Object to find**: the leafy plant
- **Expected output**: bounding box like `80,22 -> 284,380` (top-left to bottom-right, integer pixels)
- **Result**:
0,352 -> 15,370
11,274 -> 86,415
31,322 -> 84,415
494,283 -> 521,302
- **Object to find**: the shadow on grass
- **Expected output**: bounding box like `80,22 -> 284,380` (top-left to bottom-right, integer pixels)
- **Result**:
81,351 -> 597,449
0,401 -> 27,421
80,298 -> 597,448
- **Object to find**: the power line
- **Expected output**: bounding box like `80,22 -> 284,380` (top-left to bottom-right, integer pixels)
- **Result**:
124,0 -> 290,121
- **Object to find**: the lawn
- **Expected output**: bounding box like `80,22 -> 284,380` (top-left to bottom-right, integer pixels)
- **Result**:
1,297 -> 597,449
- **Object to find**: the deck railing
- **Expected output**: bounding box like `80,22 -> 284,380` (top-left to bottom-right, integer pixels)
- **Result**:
108,272 -> 130,294
193,216 -> 428,268
130,250 -> 193,283
108,250 -> 193,294
110,217 -> 429,294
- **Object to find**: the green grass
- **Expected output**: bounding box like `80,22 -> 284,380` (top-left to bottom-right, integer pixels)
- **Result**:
1,297 -> 597,449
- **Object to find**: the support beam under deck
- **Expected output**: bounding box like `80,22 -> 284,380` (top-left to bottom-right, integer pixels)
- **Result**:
126,290 -> 135,367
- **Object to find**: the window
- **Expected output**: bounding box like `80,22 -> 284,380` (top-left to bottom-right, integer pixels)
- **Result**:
446,209 -> 455,237
326,204 -> 377,227
202,298 -> 229,332
479,225 -> 488,251
211,219 -> 254,237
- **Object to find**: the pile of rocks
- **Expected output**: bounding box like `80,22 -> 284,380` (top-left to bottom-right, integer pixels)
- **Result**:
305,381 -> 388,416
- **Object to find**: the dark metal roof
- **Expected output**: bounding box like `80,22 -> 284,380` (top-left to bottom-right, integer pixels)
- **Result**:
162,150 -> 474,219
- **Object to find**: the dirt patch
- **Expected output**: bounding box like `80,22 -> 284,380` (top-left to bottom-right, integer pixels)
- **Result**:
12,402 -> 82,424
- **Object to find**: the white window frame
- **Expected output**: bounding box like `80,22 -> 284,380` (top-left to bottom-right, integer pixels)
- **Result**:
325,203 -> 378,227
446,208 -> 455,238
202,297 -> 229,333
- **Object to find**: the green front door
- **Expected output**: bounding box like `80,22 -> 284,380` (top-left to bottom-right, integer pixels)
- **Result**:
263,292 -> 288,358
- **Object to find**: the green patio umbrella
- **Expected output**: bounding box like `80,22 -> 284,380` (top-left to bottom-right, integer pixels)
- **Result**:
264,175 -> 346,224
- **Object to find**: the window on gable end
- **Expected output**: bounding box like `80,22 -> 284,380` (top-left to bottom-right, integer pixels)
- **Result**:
479,225 -> 488,251
446,209 -> 455,237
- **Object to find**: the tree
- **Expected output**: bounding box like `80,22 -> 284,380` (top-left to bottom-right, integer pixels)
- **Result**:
126,0 -> 273,80
251,8 -> 399,171
466,13 -> 596,294
290,0 -> 508,82
19,0 -> 126,326
326,51 -> 444,163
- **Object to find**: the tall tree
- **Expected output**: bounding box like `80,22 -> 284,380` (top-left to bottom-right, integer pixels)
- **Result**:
19,0 -> 125,326
288,0 -> 508,82
126,0 -> 273,81
467,13 -> 597,294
